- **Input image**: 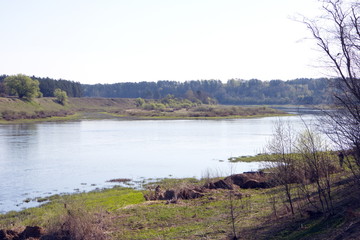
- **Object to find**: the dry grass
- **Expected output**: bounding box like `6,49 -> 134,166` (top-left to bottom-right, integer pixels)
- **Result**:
45,203 -> 110,240
0,97 -> 288,122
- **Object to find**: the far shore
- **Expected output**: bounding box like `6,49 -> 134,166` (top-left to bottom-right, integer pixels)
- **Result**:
0,97 -> 294,124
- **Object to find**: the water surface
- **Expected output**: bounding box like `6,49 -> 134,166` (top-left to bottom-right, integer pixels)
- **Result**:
0,114 -> 316,212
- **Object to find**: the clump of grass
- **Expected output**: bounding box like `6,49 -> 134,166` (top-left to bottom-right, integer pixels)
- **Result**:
46,202 -> 109,240
229,153 -> 275,163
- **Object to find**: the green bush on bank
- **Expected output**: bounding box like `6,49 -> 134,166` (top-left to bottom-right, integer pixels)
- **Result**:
54,88 -> 68,105
138,95 -> 198,111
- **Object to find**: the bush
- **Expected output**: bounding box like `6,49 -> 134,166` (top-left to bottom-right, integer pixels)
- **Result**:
135,98 -> 145,107
54,88 -> 68,105
143,102 -> 166,111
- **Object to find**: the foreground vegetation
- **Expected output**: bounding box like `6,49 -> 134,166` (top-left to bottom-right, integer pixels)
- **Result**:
0,169 -> 359,240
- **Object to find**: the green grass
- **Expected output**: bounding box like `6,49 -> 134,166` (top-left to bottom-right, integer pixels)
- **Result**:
268,210 -> 347,240
0,98 -> 68,113
0,179 -> 275,239
229,154 -> 274,163
64,187 -> 145,211
0,187 -> 144,228
229,151 -> 338,163
110,194 -> 231,239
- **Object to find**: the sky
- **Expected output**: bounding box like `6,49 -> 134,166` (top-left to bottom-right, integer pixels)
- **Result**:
0,0 -> 327,84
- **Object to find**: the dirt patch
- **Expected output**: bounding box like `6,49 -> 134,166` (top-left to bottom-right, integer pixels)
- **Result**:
144,185 -> 206,201
216,172 -> 271,190
0,226 -> 45,240
144,172 -> 272,202
203,179 -> 234,190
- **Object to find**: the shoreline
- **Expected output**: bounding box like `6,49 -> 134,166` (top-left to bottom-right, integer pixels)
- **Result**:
0,96 -> 311,124
1,168 -> 268,214
0,163 -> 262,214
0,109 -> 293,125
0,112 -> 292,124
0,170 -> 357,240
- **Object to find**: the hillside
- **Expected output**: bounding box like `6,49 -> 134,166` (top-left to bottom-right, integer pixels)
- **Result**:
0,97 -> 137,121
0,97 -> 287,122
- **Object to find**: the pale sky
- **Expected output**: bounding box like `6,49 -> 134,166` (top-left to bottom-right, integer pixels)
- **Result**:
0,0 -> 326,84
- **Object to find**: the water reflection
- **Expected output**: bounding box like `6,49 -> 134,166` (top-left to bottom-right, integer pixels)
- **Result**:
1,124 -> 39,171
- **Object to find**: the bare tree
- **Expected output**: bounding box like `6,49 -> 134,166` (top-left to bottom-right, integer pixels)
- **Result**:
296,128 -> 336,214
303,0 -> 360,179
228,190 -> 239,240
266,120 -> 338,215
266,120 -> 298,215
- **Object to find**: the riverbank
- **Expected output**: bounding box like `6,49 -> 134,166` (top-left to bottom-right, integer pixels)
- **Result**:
0,172 -> 359,240
0,97 -> 291,123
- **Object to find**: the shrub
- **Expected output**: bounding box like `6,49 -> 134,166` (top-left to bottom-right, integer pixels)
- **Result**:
135,98 -> 145,107
143,103 -> 156,110
54,88 -> 68,105
143,102 -> 166,111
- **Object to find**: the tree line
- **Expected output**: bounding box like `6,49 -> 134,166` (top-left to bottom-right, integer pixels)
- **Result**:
0,74 -> 333,105
82,78 -> 332,105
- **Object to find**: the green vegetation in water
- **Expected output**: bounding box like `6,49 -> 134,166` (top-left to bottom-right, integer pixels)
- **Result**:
229,153 -> 282,163
229,151 -> 338,163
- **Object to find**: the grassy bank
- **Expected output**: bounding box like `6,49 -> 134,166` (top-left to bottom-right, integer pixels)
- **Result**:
0,174 -> 359,240
228,154 -> 273,163
229,151 -> 339,163
0,97 -> 290,123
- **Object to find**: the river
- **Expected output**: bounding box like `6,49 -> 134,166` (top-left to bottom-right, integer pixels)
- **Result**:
0,111 -> 318,213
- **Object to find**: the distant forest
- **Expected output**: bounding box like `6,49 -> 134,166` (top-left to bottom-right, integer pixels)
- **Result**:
0,75 -> 83,98
0,75 -> 333,105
